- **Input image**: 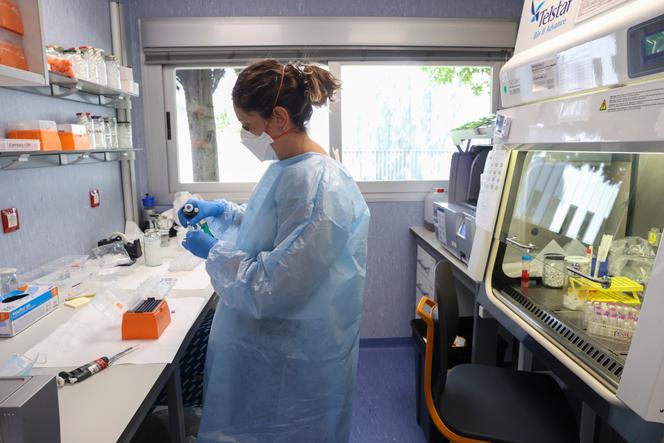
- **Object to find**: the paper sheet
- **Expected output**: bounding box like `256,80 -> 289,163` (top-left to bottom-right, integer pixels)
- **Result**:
28,297 -> 204,367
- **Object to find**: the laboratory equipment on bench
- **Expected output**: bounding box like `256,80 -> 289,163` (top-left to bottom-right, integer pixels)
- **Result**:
432,138 -> 505,282
58,347 -> 135,385
143,229 -> 163,267
0,286 -> 59,337
97,232 -> 142,260
423,187 -> 446,231
0,376 -> 60,443
0,267 -> 18,296
121,297 -> 171,340
480,0 -> 664,430
182,202 -> 213,235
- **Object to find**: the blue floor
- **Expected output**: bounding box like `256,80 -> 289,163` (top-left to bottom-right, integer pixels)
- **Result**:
350,343 -> 428,443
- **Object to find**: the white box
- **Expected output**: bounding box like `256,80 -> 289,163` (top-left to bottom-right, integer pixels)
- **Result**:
0,285 -> 59,337
0,138 -> 40,152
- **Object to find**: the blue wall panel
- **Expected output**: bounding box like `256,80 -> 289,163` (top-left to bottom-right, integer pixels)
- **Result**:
0,0 -> 125,273
124,0 -> 522,338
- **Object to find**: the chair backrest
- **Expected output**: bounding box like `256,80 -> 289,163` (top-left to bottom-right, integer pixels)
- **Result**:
433,260 -> 460,396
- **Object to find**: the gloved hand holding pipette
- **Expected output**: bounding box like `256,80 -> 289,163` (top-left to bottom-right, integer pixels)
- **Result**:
177,199 -> 226,228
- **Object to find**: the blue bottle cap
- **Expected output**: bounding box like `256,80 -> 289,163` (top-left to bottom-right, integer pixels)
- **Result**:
142,194 -> 156,208
522,255 -> 532,261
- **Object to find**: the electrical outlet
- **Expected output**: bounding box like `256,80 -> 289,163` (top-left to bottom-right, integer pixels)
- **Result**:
90,190 -> 100,208
1,208 -> 19,233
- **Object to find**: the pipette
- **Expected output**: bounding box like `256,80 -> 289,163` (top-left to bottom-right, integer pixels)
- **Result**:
58,347 -> 136,385
182,203 -> 213,235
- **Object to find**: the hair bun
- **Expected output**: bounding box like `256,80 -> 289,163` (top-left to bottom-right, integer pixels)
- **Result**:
296,63 -> 342,107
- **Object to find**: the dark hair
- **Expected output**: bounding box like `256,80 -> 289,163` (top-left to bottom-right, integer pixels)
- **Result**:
232,59 -> 341,130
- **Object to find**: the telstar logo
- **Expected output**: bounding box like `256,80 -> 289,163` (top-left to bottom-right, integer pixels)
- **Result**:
530,0 -> 573,28
531,1 -> 545,23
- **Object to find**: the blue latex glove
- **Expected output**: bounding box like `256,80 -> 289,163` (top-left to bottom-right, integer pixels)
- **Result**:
178,199 -> 226,228
182,230 -> 218,259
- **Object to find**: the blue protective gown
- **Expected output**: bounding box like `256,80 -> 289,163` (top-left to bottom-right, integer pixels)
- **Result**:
198,152 -> 370,443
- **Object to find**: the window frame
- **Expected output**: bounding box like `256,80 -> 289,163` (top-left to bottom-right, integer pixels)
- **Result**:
328,60 -> 502,199
153,60 -> 502,203
140,16 -> 514,203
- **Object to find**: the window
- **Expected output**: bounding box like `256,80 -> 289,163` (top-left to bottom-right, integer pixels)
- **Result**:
171,67 -> 328,184
162,62 -> 496,197
336,64 -> 494,181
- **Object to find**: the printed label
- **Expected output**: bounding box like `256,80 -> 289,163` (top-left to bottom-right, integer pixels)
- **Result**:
531,59 -> 558,92
600,87 -> 664,113
576,0 -> 628,23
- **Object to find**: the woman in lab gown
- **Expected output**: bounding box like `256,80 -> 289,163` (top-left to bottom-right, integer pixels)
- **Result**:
180,60 -> 371,443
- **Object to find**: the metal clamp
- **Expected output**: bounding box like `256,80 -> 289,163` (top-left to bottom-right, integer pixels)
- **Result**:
567,264 -> 612,289
506,236 -> 537,252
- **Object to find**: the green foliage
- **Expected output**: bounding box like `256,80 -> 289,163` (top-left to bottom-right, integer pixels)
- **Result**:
452,115 -> 496,131
215,112 -> 230,130
422,66 -> 492,96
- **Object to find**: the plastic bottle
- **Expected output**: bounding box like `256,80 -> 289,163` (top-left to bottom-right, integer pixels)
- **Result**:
424,187 -> 446,232
521,254 -> 532,293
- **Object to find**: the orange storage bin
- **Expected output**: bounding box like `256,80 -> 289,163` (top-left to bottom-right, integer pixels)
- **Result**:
0,38 -> 27,70
0,0 -> 24,35
7,121 -> 62,151
57,124 -> 90,150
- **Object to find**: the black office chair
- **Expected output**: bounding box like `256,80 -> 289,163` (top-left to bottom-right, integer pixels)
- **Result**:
416,261 -> 579,443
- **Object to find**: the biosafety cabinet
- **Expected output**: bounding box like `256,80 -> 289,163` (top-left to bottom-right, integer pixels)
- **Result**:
483,0 -> 664,426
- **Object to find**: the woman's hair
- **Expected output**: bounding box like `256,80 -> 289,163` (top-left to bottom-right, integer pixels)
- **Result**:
232,59 -> 341,130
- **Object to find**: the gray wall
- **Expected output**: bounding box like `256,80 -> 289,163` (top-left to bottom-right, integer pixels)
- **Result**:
124,0 -> 523,338
0,0 -> 125,273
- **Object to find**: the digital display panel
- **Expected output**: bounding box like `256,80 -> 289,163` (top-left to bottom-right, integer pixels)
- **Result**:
644,30 -> 664,58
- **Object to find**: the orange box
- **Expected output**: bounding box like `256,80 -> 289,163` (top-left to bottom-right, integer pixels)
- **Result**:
0,38 -> 27,70
0,0 -> 24,35
57,124 -> 90,150
7,121 -> 62,151
122,299 -> 172,340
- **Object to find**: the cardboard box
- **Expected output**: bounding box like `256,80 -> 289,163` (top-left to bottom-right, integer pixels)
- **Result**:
0,285 -> 59,337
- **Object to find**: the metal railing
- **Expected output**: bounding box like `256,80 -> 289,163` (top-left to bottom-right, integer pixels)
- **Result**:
342,149 -> 452,181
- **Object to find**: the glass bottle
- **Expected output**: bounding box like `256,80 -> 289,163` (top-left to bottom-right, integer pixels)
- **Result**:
104,55 -> 121,90
94,48 -> 107,86
117,121 -> 132,148
79,46 -> 97,83
91,116 -> 106,149
103,118 -> 113,149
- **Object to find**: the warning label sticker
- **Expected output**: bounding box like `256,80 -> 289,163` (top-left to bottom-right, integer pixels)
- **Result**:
601,87 -> 664,113
576,0 -> 628,23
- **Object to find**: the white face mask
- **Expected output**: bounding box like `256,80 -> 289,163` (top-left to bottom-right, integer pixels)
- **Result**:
240,128 -> 278,162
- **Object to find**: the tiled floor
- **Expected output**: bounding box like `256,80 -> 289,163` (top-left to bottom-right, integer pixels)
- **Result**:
350,343 -> 428,443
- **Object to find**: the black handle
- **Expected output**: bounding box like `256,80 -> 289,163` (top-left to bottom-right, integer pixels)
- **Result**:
166,111 -> 172,140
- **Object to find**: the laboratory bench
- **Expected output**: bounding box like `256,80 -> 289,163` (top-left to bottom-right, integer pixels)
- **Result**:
0,247 -> 217,443
410,226 -> 506,366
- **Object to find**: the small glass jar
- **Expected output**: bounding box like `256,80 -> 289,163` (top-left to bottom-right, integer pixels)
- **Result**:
542,253 -> 566,288
104,54 -> 121,89
79,46 -> 97,83
91,116 -> 106,149
103,117 -> 114,149
64,48 -> 88,81
76,112 -> 95,148
0,267 -> 18,297
117,121 -> 132,148
108,117 -> 118,149
93,48 -> 107,86
144,230 -> 163,267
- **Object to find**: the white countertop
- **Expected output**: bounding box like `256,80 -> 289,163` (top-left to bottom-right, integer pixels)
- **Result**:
410,226 -> 470,275
0,245 -> 214,443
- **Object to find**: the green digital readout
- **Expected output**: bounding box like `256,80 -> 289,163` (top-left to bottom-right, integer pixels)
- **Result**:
645,30 -> 664,58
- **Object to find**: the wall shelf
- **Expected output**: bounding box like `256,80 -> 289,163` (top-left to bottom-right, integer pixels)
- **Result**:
4,72 -> 139,108
0,148 -> 138,170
